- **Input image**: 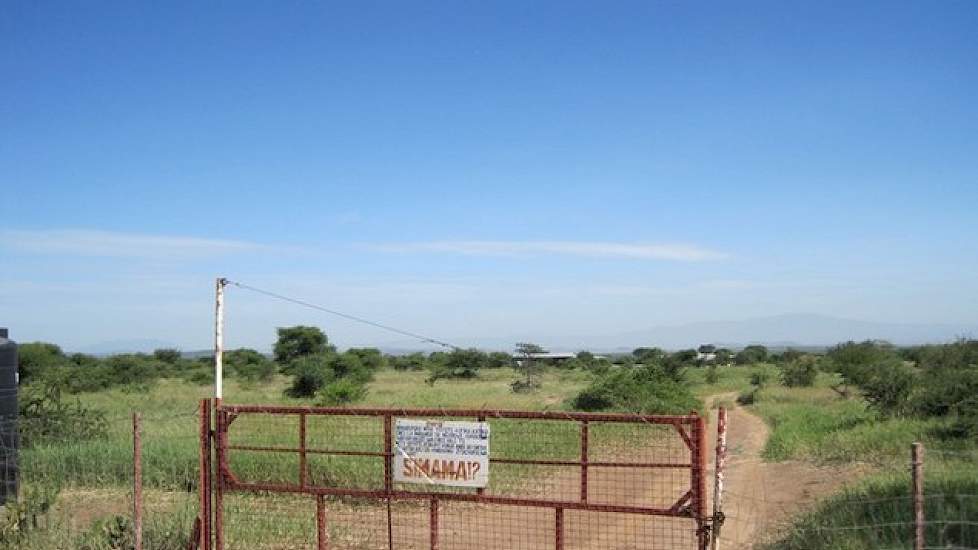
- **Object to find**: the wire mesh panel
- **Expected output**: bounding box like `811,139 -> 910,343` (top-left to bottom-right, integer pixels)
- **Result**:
213,404 -> 708,550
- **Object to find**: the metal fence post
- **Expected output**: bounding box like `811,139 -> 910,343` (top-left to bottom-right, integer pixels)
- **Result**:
912,442 -> 924,550
711,407 -> 727,550
199,399 -> 212,549
133,412 -> 143,550
693,415 -> 709,550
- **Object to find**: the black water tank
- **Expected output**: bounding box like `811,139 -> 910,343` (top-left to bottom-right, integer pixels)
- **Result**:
0,328 -> 17,503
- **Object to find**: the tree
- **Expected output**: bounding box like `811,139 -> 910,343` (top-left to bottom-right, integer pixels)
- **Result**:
18,342 -> 68,382
389,352 -> 427,371
426,348 -> 486,384
345,348 -> 386,371
273,326 -> 333,365
513,342 -> 547,391
153,348 -> 182,364
781,355 -> 819,387
632,347 -> 665,363
226,348 -> 275,381
486,352 -> 513,369
715,348 -> 733,365
734,345 -> 768,365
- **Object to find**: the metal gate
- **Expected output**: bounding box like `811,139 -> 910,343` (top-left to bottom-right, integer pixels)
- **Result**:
198,399 -> 709,549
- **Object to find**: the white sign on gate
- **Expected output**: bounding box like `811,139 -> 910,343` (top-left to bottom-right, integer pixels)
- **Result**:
393,419 -> 490,488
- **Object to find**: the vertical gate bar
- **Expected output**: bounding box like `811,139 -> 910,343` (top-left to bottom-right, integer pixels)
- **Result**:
299,413 -> 308,488
199,399 -> 212,550
133,412 -> 143,550
429,497 -> 439,550
476,415 -> 486,495
214,409 -> 225,550
580,421 -> 589,503
383,414 -> 393,493
384,415 -> 394,549
555,507 -> 564,550
316,494 -> 328,550
912,442 -> 925,550
693,415 -> 709,550
711,407 -> 727,550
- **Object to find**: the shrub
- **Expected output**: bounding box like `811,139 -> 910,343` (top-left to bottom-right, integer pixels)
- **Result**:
329,352 -> 372,384
345,348 -> 386,371
426,348 -> 486,385
856,358 -> 917,416
318,378 -> 368,405
152,348 -> 182,364
705,365 -> 720,384
781,355 -> 819,387
183,367 -> 213,386
486,352 -> 513,369
571,365 -> 700,415
17,342 -> 68,383
18,381 -> 108,448
389,352 -> 427,371
750,369 -> 772,387
510,379 -> 540,393
285,355 -> 332,398
736,389 -> 757,406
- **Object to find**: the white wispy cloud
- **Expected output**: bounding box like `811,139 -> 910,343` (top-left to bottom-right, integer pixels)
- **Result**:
0,229 -> 277,259
370,240 -> 727,261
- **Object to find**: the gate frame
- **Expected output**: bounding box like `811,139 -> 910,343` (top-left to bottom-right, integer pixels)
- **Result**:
199,400 -> 710,550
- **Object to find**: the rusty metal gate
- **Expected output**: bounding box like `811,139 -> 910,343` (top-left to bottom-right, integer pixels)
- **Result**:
197,399 -> 709,549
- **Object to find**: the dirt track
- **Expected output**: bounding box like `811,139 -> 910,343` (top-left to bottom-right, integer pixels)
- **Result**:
705,394 -> 859,549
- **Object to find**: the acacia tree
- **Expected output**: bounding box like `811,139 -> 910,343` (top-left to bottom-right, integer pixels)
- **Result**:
273,326 -> 334,365
513,342 -> 547,391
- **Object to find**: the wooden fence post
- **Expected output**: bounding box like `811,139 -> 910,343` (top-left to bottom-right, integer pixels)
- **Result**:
133,412 -> 143,550
912,442 -> 924,550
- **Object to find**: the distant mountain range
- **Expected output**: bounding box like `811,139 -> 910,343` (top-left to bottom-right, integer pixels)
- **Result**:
379,313 -> 977,353
72,313 -> 976,355
604,313 -> 976,351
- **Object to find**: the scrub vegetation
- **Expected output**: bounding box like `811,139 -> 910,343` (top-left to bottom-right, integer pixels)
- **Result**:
6,331 -> 978,548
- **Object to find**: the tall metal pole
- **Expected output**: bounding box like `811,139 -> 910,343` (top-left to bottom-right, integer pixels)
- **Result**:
214,277 -> 226,404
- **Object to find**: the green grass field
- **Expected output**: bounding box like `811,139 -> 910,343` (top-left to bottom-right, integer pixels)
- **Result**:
11,367 -> 611,549
12,363 -> 978,549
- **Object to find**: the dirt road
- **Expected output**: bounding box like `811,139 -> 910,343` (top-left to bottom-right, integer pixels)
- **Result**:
706,394 -> 859,548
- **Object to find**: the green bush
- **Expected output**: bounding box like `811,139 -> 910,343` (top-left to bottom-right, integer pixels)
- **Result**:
426,348 -> 486,384
389,352 -> 427,371
18,381 -> 108,448
781,355 -> 819,387
705,365 -> 719,384
317,378 -> 369,405
285,355 -> 332,398
17,342 -> 68,383
856,358 -> 916,416
571,365 -> 700,415
750,368 -> 773,387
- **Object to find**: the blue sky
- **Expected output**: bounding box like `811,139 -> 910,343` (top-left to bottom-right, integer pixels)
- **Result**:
2,1 -> 977,351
